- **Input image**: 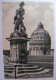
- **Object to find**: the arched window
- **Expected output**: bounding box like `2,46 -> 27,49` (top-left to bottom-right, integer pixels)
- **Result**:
33,47 -> 35,51
40,47 -> 43,51
37,32 -> 38,34
43,47 -> 46,55
41,36 -> 42,39
37,47 -> 38,50
37,36 -> 39,39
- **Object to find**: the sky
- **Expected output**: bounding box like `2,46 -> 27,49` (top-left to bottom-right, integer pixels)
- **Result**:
2,2 -> 54,50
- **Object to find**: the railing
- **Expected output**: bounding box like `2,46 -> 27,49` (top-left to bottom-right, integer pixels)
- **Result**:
4,64 -> 53,78
4,55 -> 53,78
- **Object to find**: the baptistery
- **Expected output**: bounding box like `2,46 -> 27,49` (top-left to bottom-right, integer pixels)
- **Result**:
29,22 -> 51,55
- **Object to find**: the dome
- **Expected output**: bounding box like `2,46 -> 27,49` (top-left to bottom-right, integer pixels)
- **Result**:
37,22 -> 44,29
30,22 -> 51,44
29,22 -> 51,55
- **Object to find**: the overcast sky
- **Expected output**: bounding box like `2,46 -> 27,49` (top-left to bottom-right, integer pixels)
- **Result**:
2,2 -> 54,50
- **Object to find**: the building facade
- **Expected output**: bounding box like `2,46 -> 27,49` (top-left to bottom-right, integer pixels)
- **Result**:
29,22 -> 51,55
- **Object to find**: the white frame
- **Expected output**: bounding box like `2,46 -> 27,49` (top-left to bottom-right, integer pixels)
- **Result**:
0,0 -> 56,80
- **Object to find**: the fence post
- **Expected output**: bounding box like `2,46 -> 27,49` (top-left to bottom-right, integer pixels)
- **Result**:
14,65 -> 16,78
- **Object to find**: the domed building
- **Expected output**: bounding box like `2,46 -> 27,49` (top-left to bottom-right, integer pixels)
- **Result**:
29,22 -> 51,55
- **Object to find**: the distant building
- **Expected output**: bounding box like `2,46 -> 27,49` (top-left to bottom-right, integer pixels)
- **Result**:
50,49 -> 54,55
29,22 -> 51,55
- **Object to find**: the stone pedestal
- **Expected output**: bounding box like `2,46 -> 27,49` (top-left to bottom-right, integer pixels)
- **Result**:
6,37 -> 29,63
